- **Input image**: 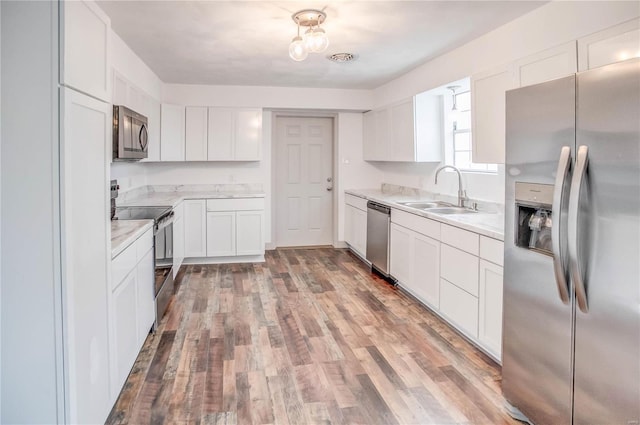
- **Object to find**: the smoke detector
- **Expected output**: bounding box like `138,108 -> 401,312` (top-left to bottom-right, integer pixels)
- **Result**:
327,53 -> 356,63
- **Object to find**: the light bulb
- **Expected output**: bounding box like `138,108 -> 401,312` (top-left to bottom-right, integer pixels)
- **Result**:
303,28 -> 314,51
450,106 -> 460,122
309,27 -> 329,52
289,36 -> 308,61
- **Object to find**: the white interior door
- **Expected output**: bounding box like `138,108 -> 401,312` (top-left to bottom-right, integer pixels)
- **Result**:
276,116 -> 333,247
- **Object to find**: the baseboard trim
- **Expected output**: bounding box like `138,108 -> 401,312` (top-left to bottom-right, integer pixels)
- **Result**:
182,255 -> 265,265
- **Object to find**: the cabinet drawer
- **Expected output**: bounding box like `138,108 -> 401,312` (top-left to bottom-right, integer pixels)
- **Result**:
112,243 -> 137,290
135,228 -> 153,261
441,224 -> 479,255
391,209 -> 440,240
480,236 -> 504,266
441,244 -> 479,296
206,198 -> 264,212
345,193 -> 368,211
440,278 -> 478,338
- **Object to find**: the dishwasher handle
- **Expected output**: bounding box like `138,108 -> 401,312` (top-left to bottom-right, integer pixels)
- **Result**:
367,201 -> 390,215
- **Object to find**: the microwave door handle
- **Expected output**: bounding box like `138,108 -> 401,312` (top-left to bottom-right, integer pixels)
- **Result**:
552,146 -> 571,304
139,123 -> 148,150
568,145 -> 589,313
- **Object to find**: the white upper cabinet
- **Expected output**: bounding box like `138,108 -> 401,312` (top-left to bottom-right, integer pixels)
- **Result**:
208,107 -> 262,161
146,97 -> 162,161
578,18 -> 640,71
363,95 -> 442,163
61,0 -> 110,102
471,64 -> 516,164
511,41 -> 578,88
160,104 -> 186,161
185,106 -> 209,161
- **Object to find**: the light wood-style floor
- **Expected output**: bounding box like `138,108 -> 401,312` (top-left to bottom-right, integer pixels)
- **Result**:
106,248 -> 518,425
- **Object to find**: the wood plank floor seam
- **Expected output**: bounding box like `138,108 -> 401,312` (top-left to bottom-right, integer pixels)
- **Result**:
106,248 -> 517,425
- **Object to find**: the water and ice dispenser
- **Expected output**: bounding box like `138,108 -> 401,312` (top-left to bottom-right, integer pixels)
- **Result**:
514,182 -> 554,254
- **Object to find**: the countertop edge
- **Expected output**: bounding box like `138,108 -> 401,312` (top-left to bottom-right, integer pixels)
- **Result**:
345,189 -> 504,241
119,191 -> 266,209
111,220 -> 154,259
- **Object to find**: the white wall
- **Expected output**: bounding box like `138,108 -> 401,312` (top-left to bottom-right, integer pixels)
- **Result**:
371,1 -> 640,204
1,2 -> 62,423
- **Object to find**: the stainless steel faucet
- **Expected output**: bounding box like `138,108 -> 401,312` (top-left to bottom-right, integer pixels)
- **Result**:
434,165 -> 468,208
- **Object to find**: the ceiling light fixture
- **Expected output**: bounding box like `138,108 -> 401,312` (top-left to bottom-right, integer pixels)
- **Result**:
289,9 -> 329,61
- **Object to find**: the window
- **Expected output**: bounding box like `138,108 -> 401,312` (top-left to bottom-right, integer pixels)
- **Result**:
444,82 -> 497,173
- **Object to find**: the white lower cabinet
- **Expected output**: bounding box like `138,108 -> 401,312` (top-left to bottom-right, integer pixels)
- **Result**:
440,278 -> 479,338
173,201 -> 185,277
110,228 -> 155,400
206,211 -> 236,256
390,223 -> 412,286
183,198 -> 265,260
440,244 -> 479,296
344,195 -> 368,257
478,259 -> 504,358
184,199 -> 207,257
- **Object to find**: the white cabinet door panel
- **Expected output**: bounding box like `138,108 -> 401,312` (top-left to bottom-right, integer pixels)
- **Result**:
344,204 -> 355,247
440,278 -> 478,338
208,107 -> 234,160
441,244 -> 479,296
390,223 -> 412,288
235,108 -> 261,160
478,260 -> 504,359
236,211 -> 264,255
512,41 -> 577,88
113,271 -> 138,391
373,109 -> 389,160
160,104 -> 185,161
390,99 -> 415,161
362,111 -> 376,161
61,0 -> 110,102
412,233 -> 440,308
184,200 -> 207,257
578,18 -> 640,71
136,248 -> 155,346
353,207 -> 368,256
207,212 -> 236,257
185,106 -> 208,161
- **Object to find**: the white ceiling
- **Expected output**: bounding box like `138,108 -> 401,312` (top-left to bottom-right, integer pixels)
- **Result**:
98,1 -> 545,89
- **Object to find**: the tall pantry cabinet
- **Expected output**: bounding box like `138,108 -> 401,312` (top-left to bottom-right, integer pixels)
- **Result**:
1,1 -> 113,423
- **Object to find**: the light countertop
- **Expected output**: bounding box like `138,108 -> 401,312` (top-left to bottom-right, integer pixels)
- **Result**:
346,189 -> 504,241
118,190 -> 265,209
111,219 -> 153,258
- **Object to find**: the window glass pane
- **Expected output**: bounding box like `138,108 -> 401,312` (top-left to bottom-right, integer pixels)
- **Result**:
456,111 -> 471,129
455,151 -> 471,170
456,91 -> 471,111
454,132 -> 470,150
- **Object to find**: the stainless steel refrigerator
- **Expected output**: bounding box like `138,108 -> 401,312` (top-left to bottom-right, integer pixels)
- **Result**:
503,58 -> 640,425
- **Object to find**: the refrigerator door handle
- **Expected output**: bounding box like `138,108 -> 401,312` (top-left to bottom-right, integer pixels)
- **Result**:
552,146 -> 572,304
568,145 -> 589,313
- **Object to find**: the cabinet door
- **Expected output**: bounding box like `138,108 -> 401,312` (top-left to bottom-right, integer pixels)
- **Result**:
206,212 -> 236,257
390,223 -> 412,288
390,99 -> 416,161
136,248 -> 155,346
113,270 -> 139,392
362,111 -> 376,161
374,109 -> 390,160
412,233 -> 440,308
145,97 -> 162,162
471,65 -> 515,164
173,202 -> 185,277
61,0 -> 110,102
112,71 -> 128,106
208,107 -> 234,160
578,18 -> 640,71
354,207 -> 368,256
414,92 -> 443,162
512,41 -> 577,88
344,204 -> 355,247
184,200 -> 207,257
440,244 -> 479,296
61,88 -> 112,423
236,210 -> 264,255
440,278 -> 478,338
185,106 -> 208,161
160,104 -> 185,161
478,260 -> 504,360
235,108 -> 262,160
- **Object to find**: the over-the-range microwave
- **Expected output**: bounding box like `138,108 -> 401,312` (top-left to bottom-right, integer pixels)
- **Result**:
113,105 -> 148,161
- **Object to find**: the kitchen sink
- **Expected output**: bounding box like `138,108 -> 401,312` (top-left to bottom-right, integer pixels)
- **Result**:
397,201 -> 452,209
427,207 -> 478,215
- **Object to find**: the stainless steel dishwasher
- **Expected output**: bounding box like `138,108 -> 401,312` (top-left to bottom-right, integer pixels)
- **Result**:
366,201 -> 391,276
